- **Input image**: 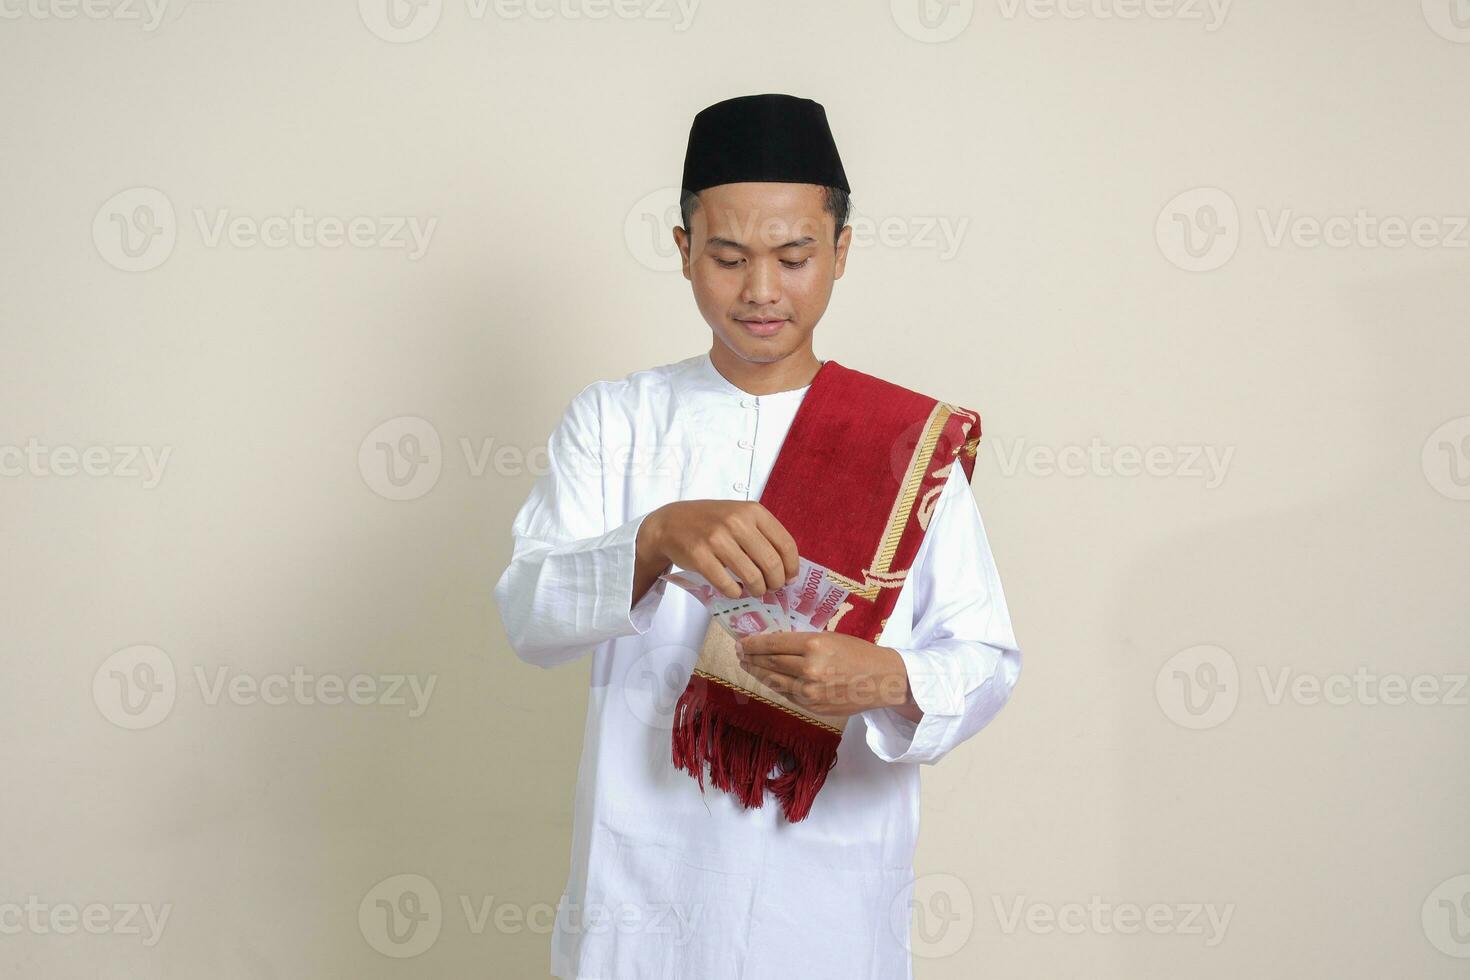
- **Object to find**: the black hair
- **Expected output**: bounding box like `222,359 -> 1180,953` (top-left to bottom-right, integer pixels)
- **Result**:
678,185 -> 850,245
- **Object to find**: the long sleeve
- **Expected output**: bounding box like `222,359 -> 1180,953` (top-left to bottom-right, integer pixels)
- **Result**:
492,384 -> 668,669
860,461 -> 1023,765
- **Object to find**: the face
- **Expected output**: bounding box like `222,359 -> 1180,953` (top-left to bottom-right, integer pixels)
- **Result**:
673,182 -> 852,365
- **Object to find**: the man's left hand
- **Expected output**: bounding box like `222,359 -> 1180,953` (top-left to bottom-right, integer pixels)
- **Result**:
735,631 -> 917,720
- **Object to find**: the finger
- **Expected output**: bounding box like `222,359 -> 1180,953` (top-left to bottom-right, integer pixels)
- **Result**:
754,507 -> 800,583
741,662 -> 795,697
736,632 -> 805,656
736,652 -> 809,679
730,523 -> 786,598
712,536 -> 766,597
690,549 -> 743,599
743,666 -> 825,708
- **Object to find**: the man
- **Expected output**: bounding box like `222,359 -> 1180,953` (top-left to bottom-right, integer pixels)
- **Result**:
494,93 -> 1022,980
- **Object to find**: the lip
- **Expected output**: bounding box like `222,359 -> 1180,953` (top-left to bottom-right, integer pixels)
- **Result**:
735,317 -> 788,337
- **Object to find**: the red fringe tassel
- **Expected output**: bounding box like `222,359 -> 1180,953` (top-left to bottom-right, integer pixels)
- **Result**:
671,671 -> 842,822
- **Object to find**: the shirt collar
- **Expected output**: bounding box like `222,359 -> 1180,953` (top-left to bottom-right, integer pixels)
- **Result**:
681,349 -> 818,401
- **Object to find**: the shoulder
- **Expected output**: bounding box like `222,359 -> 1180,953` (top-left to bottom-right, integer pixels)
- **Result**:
830,360 -> 982,482
563,353 -> 697,420
831,360 -> 973,416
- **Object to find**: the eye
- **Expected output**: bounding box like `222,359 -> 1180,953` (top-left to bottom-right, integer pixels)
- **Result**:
781,258 -> 810,269
714,257 -> 741,268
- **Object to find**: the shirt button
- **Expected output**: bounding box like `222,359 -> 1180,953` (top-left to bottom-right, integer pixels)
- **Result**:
737,439 -> 753,450
733,481 -> 749,493
739,398 -> 756,409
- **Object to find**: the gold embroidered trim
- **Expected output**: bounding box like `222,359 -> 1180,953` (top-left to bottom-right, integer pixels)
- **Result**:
824,568 -> 866,592
836,403 -> 953,600
879,402 -> 950,571
691,668 -> 844,736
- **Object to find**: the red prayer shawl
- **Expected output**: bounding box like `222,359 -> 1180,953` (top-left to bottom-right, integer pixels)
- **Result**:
671,360 -> 981,821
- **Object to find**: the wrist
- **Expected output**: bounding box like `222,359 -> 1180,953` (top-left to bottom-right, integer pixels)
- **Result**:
879,646 -> 923,722
635,507 -> 668,568
876,646 -> 911,708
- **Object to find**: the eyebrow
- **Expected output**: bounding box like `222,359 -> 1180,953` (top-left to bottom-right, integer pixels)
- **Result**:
706,235 -> 817,251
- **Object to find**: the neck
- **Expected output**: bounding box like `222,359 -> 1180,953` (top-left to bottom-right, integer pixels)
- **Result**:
708,340 -> 821,396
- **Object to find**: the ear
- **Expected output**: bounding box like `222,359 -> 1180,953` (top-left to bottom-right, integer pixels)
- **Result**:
832,223 -> 853,280
672,225 -> 692,281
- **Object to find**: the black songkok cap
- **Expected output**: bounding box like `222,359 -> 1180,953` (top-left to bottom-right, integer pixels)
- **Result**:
680,93 -> 850,195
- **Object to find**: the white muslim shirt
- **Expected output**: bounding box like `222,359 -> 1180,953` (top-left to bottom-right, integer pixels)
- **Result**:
493,350 -> 1022,980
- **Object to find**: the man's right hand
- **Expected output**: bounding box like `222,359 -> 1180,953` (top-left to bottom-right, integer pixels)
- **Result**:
634,500 -> 800,603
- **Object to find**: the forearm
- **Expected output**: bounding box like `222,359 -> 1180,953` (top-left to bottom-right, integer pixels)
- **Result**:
494,513 -> 665,668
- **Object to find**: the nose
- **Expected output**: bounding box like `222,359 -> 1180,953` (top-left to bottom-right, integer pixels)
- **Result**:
740,258 -> 781,307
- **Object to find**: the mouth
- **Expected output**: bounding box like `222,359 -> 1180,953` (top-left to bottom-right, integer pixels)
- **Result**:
734,316 -> 789,338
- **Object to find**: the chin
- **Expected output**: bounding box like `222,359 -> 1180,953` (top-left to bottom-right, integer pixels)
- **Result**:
718,332 -> 799,364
